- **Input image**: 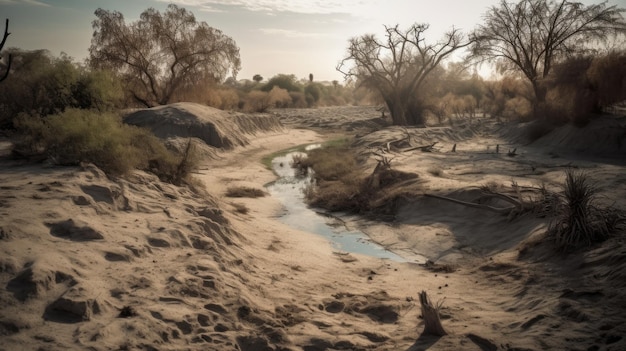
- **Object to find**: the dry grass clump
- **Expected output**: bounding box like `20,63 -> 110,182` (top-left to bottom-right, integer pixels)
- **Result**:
549,169 -> 624,250
303,145 -> 419,217
230,202 -> 249,214
13,109 -> 198,184
225,186 -> 266,198
298,147 -> 357,180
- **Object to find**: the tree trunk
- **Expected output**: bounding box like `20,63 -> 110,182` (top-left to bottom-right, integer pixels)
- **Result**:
419,290 -> 447,336
532,80 -> 548,118
386,97 -> 408,126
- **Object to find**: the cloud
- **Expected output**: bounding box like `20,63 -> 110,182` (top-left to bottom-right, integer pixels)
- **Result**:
0,0 -> 51,6
259,28 -> 327,38
155,0 -> 374,15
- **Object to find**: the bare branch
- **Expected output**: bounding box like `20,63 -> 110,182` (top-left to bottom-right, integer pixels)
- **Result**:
470,0 -> 626,108
0,18 -> 12,82
338,23 -> 470,125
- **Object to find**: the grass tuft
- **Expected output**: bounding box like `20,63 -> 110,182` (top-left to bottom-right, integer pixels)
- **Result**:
549,169 -> 624,250
225,186 -> 266,198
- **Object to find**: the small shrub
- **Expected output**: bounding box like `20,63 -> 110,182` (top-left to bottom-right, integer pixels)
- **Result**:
268,86 -> 292,108
427,167 -> 444,177
225,186 -> 266,198
231,202 -> 249,214
549,169 -> 624,250
288,92 -> 308,108
205,88 -> 240,110
243,91 -> 271,112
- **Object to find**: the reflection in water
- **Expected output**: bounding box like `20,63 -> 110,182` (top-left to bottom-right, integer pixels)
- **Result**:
266,151 -> 407,262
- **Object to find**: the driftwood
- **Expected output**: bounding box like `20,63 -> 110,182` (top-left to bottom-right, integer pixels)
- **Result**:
419,291 -> 447,336
507,148 -> 517,157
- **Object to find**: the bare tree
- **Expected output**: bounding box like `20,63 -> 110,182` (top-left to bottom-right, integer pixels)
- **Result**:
337,24 -> 471,126
471,0 -> 626,113
0,19 -> 12,82
89,4 -> 241,107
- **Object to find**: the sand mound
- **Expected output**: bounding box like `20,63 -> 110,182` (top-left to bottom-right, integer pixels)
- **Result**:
0,163 -> 276,350
530,116 -> 626,155
124,102 -> 283,149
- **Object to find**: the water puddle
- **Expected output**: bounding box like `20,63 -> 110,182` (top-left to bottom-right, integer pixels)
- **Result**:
265,148 -> 407,262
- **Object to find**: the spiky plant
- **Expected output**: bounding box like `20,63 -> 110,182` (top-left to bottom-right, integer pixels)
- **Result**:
550,169 -> 622,250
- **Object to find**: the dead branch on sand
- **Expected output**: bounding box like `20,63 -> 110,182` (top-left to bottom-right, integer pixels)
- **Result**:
424,193 -> 516,215
425,184 -> 561,219
419,291 -> 447,336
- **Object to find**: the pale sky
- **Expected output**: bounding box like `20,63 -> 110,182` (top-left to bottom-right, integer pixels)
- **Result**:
1,0 -> 624,82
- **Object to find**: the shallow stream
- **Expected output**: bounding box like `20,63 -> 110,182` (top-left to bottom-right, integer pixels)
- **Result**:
265,148 -> 408,262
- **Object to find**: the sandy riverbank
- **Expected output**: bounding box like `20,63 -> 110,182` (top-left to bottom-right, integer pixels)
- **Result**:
1,104 -> 625,350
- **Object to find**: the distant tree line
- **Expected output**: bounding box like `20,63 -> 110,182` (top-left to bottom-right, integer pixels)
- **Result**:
1,0 -> 625,131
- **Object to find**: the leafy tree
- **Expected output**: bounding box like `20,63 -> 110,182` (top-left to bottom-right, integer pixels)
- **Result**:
261,74 -> 302,92
1,19 -> 11,82
253,74 -> 263,83
89,4 -> 241,107
338,23 -> 471,125
471,0 -> 626,115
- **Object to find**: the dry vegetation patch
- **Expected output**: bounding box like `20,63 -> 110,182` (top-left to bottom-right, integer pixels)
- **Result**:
549,169 -> 625,250
301,144 -> 420,217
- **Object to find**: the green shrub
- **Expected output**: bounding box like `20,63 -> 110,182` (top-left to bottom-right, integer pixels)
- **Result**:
300,141 -> 419,216
0,49 -> 123,128
14,109 -> 197,183
304,83 -> 322,106
261,74 -> 303,93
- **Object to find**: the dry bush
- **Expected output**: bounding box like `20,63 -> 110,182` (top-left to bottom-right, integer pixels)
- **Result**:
543,53 -> 626,125
205,88 -> 240,110
288,92 -> 308,108
268,86 -> 292,108
231,202 -> 249,214
243,91 -> 272,112
442,93 -> 478,121
243,87 -> 292,112
587,52 -> 626,109
427,167 -> 444,177
303,144 -> 419,216
503,96 -> 532,121
549,169 -> 624,250
299,146 -> 358,181
546,56 -> 594,125
482,77 -> 532,120
225,186 -> 266,198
